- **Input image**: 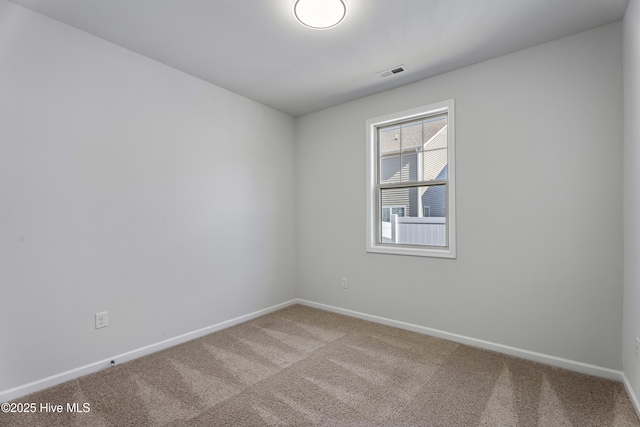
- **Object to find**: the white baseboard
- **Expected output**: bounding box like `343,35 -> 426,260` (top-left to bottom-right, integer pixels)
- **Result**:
298,299 -> 640,418
0,299 -> 298,403
296,299 -> 624,381
622,373 -> 640,421
4,297 -> 639,420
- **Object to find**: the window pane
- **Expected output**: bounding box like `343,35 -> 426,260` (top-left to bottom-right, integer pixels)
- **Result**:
400,120 -> 423,150
379,114 -> 448,184
379,126 -> 400,155
421,115 -> 448,181
381,189 -> 410,214
380,185 -> 446,246
380,155 -> 402,184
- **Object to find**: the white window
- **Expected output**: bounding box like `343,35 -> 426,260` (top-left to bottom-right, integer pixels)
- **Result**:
366,99 -> 456,258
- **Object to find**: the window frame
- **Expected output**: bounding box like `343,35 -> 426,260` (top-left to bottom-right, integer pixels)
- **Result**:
366,99 -> 456,258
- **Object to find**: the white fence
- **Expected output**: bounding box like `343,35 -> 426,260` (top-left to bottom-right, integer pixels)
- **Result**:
381,215 -> 446,246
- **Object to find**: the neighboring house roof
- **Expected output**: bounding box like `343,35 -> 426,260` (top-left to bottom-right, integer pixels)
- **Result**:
379,114 -> 447,155
379,118 -> 448,184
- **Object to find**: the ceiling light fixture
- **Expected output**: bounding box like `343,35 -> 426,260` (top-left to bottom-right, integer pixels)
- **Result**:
293,0 -> 347,30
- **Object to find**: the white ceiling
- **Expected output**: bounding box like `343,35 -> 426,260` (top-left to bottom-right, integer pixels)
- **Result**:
8,0 -> 630,116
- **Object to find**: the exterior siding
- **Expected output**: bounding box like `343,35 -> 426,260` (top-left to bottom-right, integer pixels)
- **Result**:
380,152 -> 418,183
421,126 -> 448,181
421,183 -> 446,217
421,164 -> 448,217
380,153 -> 418,216
381,188 -> 411,215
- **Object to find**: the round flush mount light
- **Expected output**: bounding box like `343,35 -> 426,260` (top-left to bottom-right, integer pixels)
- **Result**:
293,0 -> 347,30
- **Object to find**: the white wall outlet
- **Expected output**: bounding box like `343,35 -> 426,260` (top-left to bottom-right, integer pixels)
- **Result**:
341,278 -> 348,289
636,337 -> 640,361
95,311 -> 108,329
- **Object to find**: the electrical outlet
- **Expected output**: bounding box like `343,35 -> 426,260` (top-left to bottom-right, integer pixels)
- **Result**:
341,278 -> 348,289
636,338 -> 640,361
95,311 -> 108,329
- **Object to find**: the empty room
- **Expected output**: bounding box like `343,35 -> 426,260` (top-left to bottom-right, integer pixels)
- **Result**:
2,0 -> 640,425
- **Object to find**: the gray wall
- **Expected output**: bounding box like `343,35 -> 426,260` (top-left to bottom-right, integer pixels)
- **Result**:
296,22 -> 623,369
623,0 -> 640,407
0,1 -> 296,393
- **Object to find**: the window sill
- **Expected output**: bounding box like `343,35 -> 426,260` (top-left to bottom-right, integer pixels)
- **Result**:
366,243 -> 456,259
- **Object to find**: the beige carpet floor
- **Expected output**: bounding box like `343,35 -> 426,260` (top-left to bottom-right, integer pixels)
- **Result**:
2,304 -> 639,426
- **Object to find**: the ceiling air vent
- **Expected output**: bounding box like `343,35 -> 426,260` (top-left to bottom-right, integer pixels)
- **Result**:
376,65 -> 407,79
